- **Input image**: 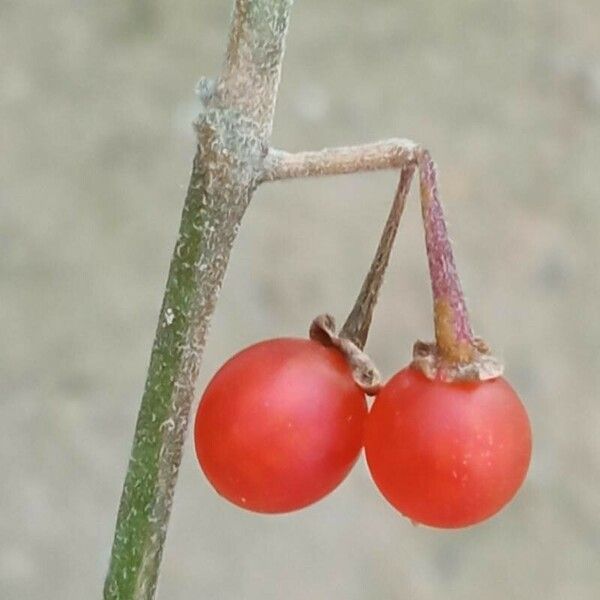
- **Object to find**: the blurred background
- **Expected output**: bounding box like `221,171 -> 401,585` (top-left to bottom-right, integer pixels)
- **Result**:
2,1 -> 600,598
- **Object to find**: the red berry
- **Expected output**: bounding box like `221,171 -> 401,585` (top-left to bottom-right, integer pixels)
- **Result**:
365,367 -> 531,528
194,338 -> 367,513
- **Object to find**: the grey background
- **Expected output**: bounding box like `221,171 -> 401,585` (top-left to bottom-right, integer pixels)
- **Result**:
2,1 -> 600,598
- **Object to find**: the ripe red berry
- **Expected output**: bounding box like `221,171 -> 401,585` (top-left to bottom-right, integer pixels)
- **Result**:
365,367 -> 531,528
194,338 -> 367,513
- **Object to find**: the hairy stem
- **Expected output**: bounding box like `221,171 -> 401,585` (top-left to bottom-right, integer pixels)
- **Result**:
104,2 -> 293,599
261,138 -> 419,181
340,165 -> 415,349
218,0 -> 291,138
417,150 -> 474,364
411,150 -> 503,381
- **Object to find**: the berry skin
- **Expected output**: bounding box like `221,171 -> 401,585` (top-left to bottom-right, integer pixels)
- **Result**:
194,338 -> 367,513
365,367 -> 531,528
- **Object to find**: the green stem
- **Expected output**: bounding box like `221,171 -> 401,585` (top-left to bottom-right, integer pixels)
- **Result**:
104,2 -> 293,598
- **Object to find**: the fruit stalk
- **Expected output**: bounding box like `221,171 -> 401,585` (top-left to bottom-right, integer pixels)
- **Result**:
412,150 -> 503,381
340,165 -> 416,349
417,150 -> 474,363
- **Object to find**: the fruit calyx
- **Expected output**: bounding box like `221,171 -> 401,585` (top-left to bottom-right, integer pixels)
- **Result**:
410,337 -> 504,382
310,314 -> 382,395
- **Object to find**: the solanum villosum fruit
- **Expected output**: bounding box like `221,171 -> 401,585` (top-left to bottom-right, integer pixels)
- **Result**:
194,337 -> 367,513
366,368 -> 531,528
194,149 -> 531,527
365,151 -> 532,528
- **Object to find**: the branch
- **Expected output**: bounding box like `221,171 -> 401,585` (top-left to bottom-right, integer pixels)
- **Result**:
218,0 -> 292,138
260,138 -> 419,181
104,3 -> 465,598
104,2 -> 293,599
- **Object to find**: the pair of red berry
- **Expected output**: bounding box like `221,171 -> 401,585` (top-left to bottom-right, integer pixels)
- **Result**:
194,331 -> 531,528
194,156 -> 532,529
